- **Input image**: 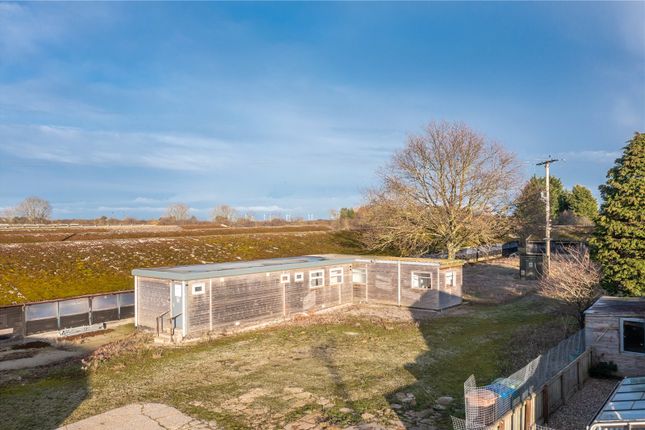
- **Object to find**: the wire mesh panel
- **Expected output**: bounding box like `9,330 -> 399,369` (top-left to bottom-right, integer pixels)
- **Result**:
462,330 -> 585,430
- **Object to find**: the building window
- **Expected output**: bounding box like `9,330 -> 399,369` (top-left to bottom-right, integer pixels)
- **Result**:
445,271 -> 455,287
411,272 -> 432,289
352,268 -> 367,284
192,283 -> 205,295
622,318 -> 645,354
330,267 -> 343,285
294,272 -> 304,282
309,270 -> 324,288
280,273 -> 290,284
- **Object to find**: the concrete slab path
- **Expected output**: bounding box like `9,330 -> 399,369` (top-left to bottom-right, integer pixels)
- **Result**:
57,403 -> 218,430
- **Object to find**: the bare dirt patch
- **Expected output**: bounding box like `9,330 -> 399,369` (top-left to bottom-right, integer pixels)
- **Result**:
462,257 -> 538,304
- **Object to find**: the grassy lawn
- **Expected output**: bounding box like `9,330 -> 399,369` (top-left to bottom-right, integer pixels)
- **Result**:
0,230 -> 363,305
0,291 -> 571,430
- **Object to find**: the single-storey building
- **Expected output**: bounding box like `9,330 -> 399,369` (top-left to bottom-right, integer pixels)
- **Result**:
132,254 -> 464,340
585,296 -> 645,376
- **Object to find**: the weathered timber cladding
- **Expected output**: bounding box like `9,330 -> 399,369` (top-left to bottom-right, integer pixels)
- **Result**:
184,264 -> 353,337
586,314 -> 645,376
0,305 -> 24,338
137,277 -> 170,329
439,267 -> 462,308
353,260 -> 462,310
134,257 -> 463,338
352,263 -> 368,304
186,279 -> 211,333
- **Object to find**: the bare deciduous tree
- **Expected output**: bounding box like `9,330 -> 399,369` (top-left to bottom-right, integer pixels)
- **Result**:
362,121 -> 520,258
211,204 -> 238,223
165,203 -> 190,222
16,196 -> 52,222
539,250 -> 603,328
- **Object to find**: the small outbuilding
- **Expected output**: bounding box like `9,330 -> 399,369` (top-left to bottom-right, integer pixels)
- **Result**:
132,254 -> 464,340
585,296 -> 645,376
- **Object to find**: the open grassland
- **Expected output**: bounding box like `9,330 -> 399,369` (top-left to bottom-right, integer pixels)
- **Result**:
0,295 -> 572,430
0,230 -> 362,305
0,224 -> 331,244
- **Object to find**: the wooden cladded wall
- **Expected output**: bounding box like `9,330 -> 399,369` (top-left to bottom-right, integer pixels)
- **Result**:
585,314 -> 645,376
136,260 -> 463,338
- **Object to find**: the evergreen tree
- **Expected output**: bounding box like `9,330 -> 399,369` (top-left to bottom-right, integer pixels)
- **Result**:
561,184 -> 598,221
513,175 -> 565,238
591,133 -> 645,295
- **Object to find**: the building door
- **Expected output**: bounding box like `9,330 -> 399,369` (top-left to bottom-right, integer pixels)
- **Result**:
172,282 -> 183,331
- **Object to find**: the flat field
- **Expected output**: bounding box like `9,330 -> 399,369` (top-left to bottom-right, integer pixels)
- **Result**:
0,260 -> 576,430
0,225 -> 362,305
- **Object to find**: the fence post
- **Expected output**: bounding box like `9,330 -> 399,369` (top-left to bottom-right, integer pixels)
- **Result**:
542,385 -> 549,423
117,293 -> 121,320
21,304 -> 26,338
56,301 -> 61,330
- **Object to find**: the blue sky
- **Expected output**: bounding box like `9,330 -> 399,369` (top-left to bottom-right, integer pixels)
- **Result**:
0,2 -> 643,220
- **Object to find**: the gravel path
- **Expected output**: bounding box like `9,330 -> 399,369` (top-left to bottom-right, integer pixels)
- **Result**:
547,378 -> 618,430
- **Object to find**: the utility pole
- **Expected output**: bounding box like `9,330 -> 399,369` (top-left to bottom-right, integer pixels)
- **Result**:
536,157 -> 559,276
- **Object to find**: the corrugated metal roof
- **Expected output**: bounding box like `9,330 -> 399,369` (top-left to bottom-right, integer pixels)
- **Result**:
585,296 -> 645,317
132,255 -> 357,281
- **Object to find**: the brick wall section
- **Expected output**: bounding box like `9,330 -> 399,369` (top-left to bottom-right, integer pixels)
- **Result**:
136,277 -> 170,330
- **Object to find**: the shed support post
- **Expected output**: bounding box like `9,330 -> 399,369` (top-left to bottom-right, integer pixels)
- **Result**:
182,282 -> 187,338
134,276 -> 139,327
397,261 -> 401,306
209,279 -> 213,332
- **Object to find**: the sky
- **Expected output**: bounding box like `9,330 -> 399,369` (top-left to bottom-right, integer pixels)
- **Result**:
0,2 -> 644,220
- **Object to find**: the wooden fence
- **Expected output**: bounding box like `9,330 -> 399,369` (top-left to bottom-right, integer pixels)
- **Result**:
490,349 -> 592,430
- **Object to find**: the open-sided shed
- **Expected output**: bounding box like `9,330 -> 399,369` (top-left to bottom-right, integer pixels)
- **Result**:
132,254 -> 463,339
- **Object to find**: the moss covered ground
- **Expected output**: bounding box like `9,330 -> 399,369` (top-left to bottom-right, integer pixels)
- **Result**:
0,230 -> 363,305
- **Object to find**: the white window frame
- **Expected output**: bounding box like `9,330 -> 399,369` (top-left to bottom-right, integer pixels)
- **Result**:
352,267 -> 367,284
309,269 -> 325,288
620,318 -> 645,355
280,273 -> 290,284
445,271 -> 455,287
411,272 -> 432,290
294,272 -> 304,282
192,282 -> 205,296
329,267 -> 343,285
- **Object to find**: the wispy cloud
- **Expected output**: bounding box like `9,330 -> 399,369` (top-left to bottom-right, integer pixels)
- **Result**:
234,205 -> 294,213
0,124 -> 233,171
556,150 -> 622,164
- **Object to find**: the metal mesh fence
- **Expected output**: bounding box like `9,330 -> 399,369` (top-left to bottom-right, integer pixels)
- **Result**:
460,330 -> 585,429
452,416 -> 558,430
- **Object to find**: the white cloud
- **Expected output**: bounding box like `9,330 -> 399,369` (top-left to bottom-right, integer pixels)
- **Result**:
234,205 -> 293,213
556,150 -> 621,164
0,124 -> 234,171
